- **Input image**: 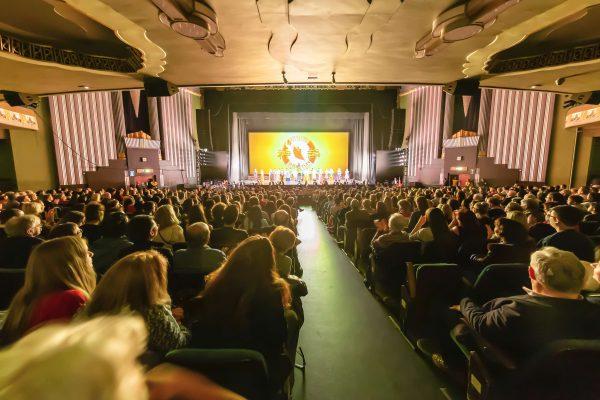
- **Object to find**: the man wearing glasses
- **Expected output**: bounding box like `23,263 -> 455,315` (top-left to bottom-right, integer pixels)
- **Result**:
538,205 -> 595,262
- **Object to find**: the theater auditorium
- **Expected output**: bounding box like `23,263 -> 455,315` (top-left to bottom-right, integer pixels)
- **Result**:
1,1 -> 600,399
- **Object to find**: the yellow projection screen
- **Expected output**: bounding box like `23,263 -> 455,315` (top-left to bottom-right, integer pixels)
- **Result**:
248,132 -> 349,172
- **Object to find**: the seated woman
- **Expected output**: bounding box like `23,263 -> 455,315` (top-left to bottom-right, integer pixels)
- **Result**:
79,250 -> 189,353
469,218 -> 535,274
154,205 -> 185,248
269,226 -> 297,278
451,208 -> 488,264
243,204 -> 270,233
417,208 -> 459,263
1,236 -> 96,344
185,236 -> 292,391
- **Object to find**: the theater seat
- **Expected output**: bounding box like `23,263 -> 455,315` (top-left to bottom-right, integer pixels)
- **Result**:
467,339 -> 600,400
469,264 -> 530,304
370,241 -> 421,308
354,227 -> 376,275
165,348 -> 269,400
399,263 -> 461,340
0,268 -> 25,309
580,220 -> 600,235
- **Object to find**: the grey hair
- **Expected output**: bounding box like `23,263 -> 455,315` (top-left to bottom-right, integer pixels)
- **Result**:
388,213 -> 405,233
4,215 -> 40,237
530,247 -> 585,294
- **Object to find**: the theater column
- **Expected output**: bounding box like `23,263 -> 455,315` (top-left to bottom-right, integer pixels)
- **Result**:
110,91 -> 126,157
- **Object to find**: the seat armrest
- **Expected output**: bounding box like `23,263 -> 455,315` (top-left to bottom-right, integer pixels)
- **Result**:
459,318 -> 518,371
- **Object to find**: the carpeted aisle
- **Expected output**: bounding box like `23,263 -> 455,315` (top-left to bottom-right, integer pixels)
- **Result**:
292,208 -> 448,400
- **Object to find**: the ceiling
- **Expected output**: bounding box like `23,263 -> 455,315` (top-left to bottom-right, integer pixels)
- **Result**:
1,0 -> 600,95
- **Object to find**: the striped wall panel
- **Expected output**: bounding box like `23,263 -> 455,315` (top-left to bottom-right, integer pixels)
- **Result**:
407,86 -> 443,179
487,89 -> 555,182
49,92 -> 117,186
159,90 -> 197,181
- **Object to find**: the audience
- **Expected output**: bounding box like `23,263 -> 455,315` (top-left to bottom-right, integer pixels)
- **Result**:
1,236 -> 96,344
173,222 -> 225,274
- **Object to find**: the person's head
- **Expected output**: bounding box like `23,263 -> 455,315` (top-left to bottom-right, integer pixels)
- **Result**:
127,215 -> 158,243
415,196 -> 429,213
269,226 -> 296,255
457,209 -> 480,233
154,205 -> 179,229
398,199 -> 412,215
426,207 -> 451,238
101,211 -> 129,238
472,201 -> 489,217
199,236 -> 290,324
84,202 -> 105,224
246,205 -> 264,228
187,204 -> 207,225
529,247 -> 585,298
21,202 -> 44,216
4,215 -> 42,238
506,210 -> 527,227
0,208 -> 24,226
186,222 -> 211,248
84,251 -> 169,317
1,236 -> 96,343
350,199 -> 360,211
526,210 -> 546,227
48,222 -> 82,239
272,209 -> 290,227
141,201 -> 156,215
60,210 -> 86,226
521,198 -> 540,213
547,205 -> 585,231
388,213 -> 405,233
494,218 -> 529,245
0,315 -> 148,400
222,204 -> 240,226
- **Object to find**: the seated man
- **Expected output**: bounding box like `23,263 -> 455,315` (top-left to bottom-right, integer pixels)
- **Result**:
209,205 -> 248,253
118,215 -> 173,267
0,215 -> 43,268
90,211 -> 132,274
0,209 -> 24,240
372,213 -> 410,249
460,247 -> 600,362
269,226 -> 296,278
538,205 -> 595,261
173,222 -> 225,274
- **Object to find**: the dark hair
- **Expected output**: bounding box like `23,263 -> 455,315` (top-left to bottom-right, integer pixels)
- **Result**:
60,210 -> 85,226
496,218 -> 529,245
0,209 -> 22,224
102,211 -> 129,238
426,207 -> 452,240
415,196 -> 429,213
84,202 -> 104,223
187,204 -> 208,225
223,204 -> 239,225
127,215 -> 156,243
457,209 -> 483,237
48,222 -> 80,239
246,205 -> 264,229
552,205 -> 585,227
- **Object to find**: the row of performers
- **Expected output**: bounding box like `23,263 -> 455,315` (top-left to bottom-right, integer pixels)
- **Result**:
252,168 -> 351,184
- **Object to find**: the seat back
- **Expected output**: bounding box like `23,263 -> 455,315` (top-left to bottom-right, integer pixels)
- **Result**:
472,264 -> 529,304
165,348 -> 269,400
468,339 -> 600,400
371,241 -> 421,299
354,227 -> 376,273
168,270 -> 207,305
0,268 -> 25,309
580,220 -> 600,235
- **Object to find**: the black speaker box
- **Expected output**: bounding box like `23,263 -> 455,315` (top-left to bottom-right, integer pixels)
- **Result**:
143,77 -> 179,97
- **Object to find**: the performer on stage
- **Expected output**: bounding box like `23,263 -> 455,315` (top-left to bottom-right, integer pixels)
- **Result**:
344,168 -> 350,183
259,169 -> 264,184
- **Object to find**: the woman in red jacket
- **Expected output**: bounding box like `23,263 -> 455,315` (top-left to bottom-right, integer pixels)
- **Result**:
1,236 -> 96,344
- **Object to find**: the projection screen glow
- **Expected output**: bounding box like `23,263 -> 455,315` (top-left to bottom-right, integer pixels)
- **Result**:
248,131 -> 349,173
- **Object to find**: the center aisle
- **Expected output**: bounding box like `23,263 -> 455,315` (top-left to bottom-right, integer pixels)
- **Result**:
292,208 -> 447,400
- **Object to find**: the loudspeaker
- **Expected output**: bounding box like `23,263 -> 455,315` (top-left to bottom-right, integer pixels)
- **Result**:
442,78 -> 480,96
143,77 -> 179,97
1,91 -> 39,108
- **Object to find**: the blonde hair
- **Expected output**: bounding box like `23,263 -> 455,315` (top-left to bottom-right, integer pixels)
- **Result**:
0,315 -> 148,400
21,202 -> 44,216
269,226 -> 296,253
154,205 -> 180,229
1,236 -> 96,344
82,251 -> 170,317
4,215 -> 40,237
531,247 -> 585,294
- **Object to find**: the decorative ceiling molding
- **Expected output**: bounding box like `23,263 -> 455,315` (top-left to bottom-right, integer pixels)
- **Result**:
415,0 -> 521,58
151,0 -> 226,57
63,0 -> 167,76
463,0 -> 600,78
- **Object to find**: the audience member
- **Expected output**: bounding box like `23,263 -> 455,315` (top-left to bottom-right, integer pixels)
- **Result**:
269,226 -> 297,278
210,204 -> 248,252
174,222 -> 225,274
154,205 -> 185,247
0,215 -> 44,268
81,201 -> 104,243
48,222 -> 82,239
538,205 -> 595,261
119,215 -> 174,267
90,211 -> 133,274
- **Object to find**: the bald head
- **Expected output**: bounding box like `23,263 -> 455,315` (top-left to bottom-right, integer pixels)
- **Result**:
272,210 -> 290,226
186,222 -> 210,247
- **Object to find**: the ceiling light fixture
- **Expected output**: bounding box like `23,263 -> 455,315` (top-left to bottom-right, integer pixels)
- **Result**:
78,85 -> 90,90
332,71 -> 336,84
282,71 -> 288,84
